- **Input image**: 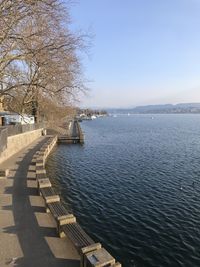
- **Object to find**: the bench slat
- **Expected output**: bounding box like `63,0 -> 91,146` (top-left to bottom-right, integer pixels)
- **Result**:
62,223 -> 94,250
47,201 -> 69,217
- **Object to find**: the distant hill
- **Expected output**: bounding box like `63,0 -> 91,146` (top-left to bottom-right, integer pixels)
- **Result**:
107,103 -> 200,114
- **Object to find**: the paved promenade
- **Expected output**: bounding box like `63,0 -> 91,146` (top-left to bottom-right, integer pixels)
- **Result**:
0,137 -> 79,267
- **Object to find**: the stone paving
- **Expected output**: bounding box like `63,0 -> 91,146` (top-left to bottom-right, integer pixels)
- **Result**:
0,137 -> 79,267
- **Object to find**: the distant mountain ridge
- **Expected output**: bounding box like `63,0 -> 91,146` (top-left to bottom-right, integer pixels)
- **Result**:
108,103 -> 200,114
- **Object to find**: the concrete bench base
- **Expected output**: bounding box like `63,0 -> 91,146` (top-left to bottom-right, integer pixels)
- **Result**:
36,162 -> 44,167
45,195 -> 60,204
58,214 -> 76,225
84,247 -> 115,267
38,178 -> 52,189
36,169 -> 46,175
81,243 -> 102,255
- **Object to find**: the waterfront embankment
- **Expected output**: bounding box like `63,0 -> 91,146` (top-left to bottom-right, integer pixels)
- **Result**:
0,122 -> 121,267
0,127 -> 43,164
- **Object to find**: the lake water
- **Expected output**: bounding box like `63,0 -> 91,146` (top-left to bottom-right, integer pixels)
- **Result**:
46,114 -> 200,267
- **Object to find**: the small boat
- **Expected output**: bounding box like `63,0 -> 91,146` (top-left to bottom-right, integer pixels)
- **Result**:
91,115 -> 97,120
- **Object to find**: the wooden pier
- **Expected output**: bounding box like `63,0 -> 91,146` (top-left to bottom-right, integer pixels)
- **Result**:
57,120 -> 84,144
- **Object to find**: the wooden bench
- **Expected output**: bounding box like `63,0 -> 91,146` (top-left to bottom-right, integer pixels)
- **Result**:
35,165 -> 45,171
61,222 -> 95,252
35,165 -> 46,179
31,151 -> 40,165
40,187 -> 60,204
47,201 -> 76,237
36,172 -> 47,179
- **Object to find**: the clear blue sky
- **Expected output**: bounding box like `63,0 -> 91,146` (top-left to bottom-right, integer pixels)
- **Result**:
69,0 -> 200,108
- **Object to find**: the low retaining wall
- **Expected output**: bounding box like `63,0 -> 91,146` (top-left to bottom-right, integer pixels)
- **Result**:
0,128 -> 43,164
35,136 -> 121,267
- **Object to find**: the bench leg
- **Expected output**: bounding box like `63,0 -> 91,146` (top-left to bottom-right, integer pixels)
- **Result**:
45,206 -> 50,213
58,226 -> 66,238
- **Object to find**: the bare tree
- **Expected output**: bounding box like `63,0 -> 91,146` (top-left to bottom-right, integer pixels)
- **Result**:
0,0 -> 87,122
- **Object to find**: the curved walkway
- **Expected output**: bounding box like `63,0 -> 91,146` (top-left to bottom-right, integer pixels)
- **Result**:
0,137 -> 79,267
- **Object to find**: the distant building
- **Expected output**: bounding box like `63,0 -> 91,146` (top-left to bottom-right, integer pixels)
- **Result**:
0,112 -> 35,126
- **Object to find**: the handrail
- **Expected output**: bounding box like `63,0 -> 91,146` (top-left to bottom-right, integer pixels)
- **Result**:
6,123 -> 44,136
0,123 -> 44,154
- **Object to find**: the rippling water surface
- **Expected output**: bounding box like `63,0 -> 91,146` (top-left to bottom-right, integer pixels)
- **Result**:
46,114 -> 200,267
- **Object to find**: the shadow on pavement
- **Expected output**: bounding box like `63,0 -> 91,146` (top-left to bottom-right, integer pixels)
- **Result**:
2,138 -> 79,267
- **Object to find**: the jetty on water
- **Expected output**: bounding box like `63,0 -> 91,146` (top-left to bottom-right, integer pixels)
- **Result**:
0,122 -> 121,267
49,120 -> 84,144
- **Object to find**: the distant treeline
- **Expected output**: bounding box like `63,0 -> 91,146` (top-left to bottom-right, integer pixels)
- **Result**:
108,103 -> 200,114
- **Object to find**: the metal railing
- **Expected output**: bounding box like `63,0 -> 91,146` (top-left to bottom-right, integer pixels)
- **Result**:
6,123 -> 44,136
0,123 -> 44,154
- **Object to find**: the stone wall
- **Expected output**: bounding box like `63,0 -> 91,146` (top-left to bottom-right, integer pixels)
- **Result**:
0,129 -> 43,164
